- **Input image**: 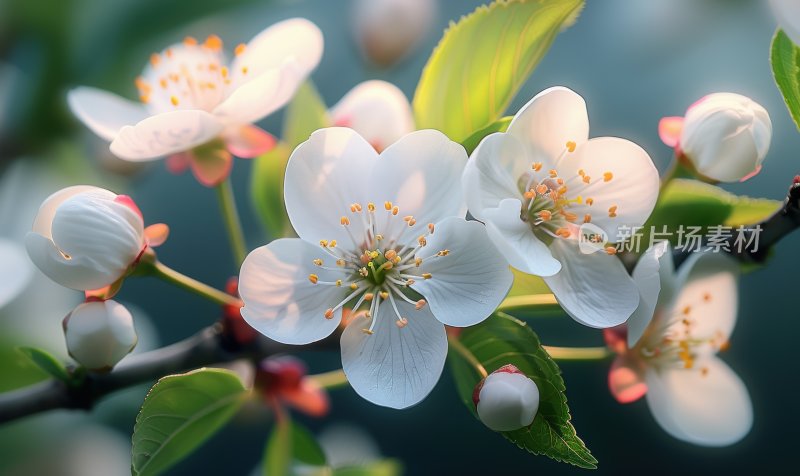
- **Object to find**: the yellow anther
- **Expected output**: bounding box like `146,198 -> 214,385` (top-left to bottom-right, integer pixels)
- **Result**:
415,299 -> 427,310
428,223 -> 435,233
324,308 -> 334,319
408,218 -> 417,227
234,43 -> 246,56
583,214 -> 592,223
406,279 -> 415,285
524,190 -> 535,199
557,185 -> 568,196
578,169 -> 586,177
165,48 -> 173,58
329,240 -> 337,248
549,169 -> 558,178
383,261 -> 394,270
340,216 -> 350,226
350,282 -> 359,290
140,95 -> 150,104
384,201 -> 393,210
364,293 -> 374,301
221,66 -> 229,78
556,228 -> 571,238
586,198 -> 594,206
605,246 -> 617,255
204,34 -> 223,51
701,367 -> 709,377
350,204 -> 358,212
682,305 -> 691,315
335,279 -> 342,287
557,178 -> 565,185
362,329 -> 374,335
336,259 -> 345,266
375,234 -> 384,241
703,292 -> 712,302
364,312 -> 372,318
242,66 -> 249,75
308,274 -> 319,284
369,250 -> 380,259
532,162 -> 543,172
313,259 -> 323,266
719,340 -> 730,352
437,249 -> 450,256
537,210 -> 552,222
393,256 -> 401,264
603,172 -> 614,182
150,53 -> 161,66
566,141 -> 576,152
422,273 -> 432,279
563,212 -> 578,222
582,175 -> 591,184
320,240 -> 329,247
396,318 -> 409,328
536,184 -> 549,195
183,36 -> 198,46
170,95 -> 179,106
379,291 -> 389,300
392,206 -> 399,215
414,258 -> 423,267
159,78 -> 168,89
404,215 -> 413,222
418,236 -> 427,246
385,250 -> 397,260
368,202 -> 376,212
608,205 -> 618,218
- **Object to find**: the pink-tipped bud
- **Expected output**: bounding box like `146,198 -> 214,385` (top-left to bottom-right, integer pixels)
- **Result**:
473,364 -> 540,432
63,300 -> 138,371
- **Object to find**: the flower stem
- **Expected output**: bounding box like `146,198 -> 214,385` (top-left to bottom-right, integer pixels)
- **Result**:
498,294 -> 559,313
150,260 -> 241,307
447,334 -> 488,378
543,346 -> 611,361
216,178 -> 248,266
308,369 -> 349,389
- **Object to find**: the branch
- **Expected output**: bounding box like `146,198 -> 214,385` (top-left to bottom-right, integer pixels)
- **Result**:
0,324 -> 338,425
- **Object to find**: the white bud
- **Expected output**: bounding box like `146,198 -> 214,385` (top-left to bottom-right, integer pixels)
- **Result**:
474,365 -> 540,432
64,300 -> 138,371
771,0 -> 800,46
679,93 -> 772,182
353,0 -> 436,67
25,186 -> 145,291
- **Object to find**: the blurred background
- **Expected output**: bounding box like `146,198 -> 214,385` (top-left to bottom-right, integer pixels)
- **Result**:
1,0 -> 797,474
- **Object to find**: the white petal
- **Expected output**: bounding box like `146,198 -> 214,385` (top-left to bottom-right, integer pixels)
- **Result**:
772,0 -> 800,46
239,239 -> 346,345
329,80 -> 414,152
67,87 -> 150,141
645,357 -> 752,446
215,62 -> 303,125
284,127 -> 378,244
0,239 -> 33,308
367,129 -> 468,231
31,185 -> 110,238
506,86 -> 589,166
544,238 -> 639,328
410,217 -> 512,327
564,137 -> 660,242
670,252 -> 739,344
481,198 -> 561,277
110,110 -> 223,161
341,300 -> 447,409
228,18 -> 323,90
462,132 -> 530,221
477,371 -> 540,431
628,241 -> 672,347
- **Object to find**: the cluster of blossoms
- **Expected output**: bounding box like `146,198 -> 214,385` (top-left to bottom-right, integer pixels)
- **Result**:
4,13 -> 774,449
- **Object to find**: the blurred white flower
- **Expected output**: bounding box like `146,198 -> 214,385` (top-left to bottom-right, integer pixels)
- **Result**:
329,80 -> 414,152
606,243 -> 752,447
64,299 -> 138,371
771,0 -> 800,45
68,19 -> 323,186
353,0 -> 437,67
659,93 -> 771,182
0,239 -> 33,310
463,86 -> 660,328
473,364 -> 540,432
239,128 -> 512,409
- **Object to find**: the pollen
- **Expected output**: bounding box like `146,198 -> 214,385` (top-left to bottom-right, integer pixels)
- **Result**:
170,95 -> 179,106
557,178 -> 565,185
362,329 -> 374,335
532,162 -> 543,172
375,234 -> 384,241
582,175 -> 591,184
329,240 -> 337,248
586,198 -> 594,206
150,53 -> 160,66
392,206 -> 399,215
350,282 -> 359,290
566,141 -> 576,152
549,169 -> 558,178
563,212 -> 578,222
384,201 -> 393,210
407,218 -> 417,227
524,190 -> 534,199
385,249 -> 397,260
336,259 -> 345,267
324,308 -> 334,319
428,223 -> 435,233
682,305 -> 691,315
319,240 -> 328,247
364,293 -> 374,301
608,205 -> 617,218
308,274 -> 319,284
367,202 -> 376,212
335,279 -> 342,287
414,258 -> 423,267
556,228 -> 571,238
241,66 -> 249,75
159,78 -> 168,89
578,169 -> 585,177
418,236 -> 427,246
235,43 -> 247,56
537,210 -> 552,221
605,246 -> 617,255
583,214 -> 592,223
221,66 -> 229,78
415,299 -> 427,310
204,34 -> 223,51
379,291 -> 389,300
536,184 -> 548,195
313,259 -> 323,266
603,172 -> 614,182
340,216 -> 350,226
396,318 -> 409,328
437,249 -> 450,256
422,273 -> 433,279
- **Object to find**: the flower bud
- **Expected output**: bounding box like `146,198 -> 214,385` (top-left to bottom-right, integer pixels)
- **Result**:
353,0 -> 436,67
473,364 -> 540,432
63,300 -> 138,371
25,186 -> 146,291
660,93 -> 772,182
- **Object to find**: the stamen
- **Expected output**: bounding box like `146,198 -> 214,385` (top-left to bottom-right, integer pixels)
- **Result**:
422,273 -> 432,279
308,274 -> 319,284
396,318 -> 409,328
608,205 -> 618,218
428,223 -> 435,233
204,34 -> 223,51
341,216 -> 350,226
605,246 -> 617,255
313,259 -> 323,266
538,210 -> 552,221
235,43 -> 246,56
415,299 -> 427,310
583,214 -> 592,223
532,162 -> 543,172
183,36 -> 198,46
603,172 -> 614,182
586,198 -> 594,206
566,141 -> 576,152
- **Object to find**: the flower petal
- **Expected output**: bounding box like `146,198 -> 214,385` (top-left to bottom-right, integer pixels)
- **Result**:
223,125 -> 276,158
31,185 -> 108,238
228,18 -> 323,90
481,198 -> 561,277
110,110 -> 223,161
506,86 -> 590,167
214,62 -> 304,126
563,137 -> 660,242
608,355 -> 647,404
410,217 -> 512,327
0,239 -> 33,308
341,300 -> 447,409
189,147 -> 233,187
658,116 -> 684,148
239,239 -> 347,345
645,356 -> 752,446
544,238 -> 639,328
670,251 -> 739,345
329,80 -> 414,152
367,129 -> 468,231
284,127 -> 378,244
462,132 -> 529,221
67,87 -> 149,141
628,241 -> 673,347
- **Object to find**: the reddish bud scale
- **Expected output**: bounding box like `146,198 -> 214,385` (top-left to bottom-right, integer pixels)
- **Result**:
222,277 -> 258,345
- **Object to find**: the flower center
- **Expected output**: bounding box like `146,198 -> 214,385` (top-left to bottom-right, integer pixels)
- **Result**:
135,35 -> 249,114
307,201 -> 450,335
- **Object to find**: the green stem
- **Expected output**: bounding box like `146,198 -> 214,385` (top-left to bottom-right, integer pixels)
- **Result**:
543,346 -> 611,361
216,178 -> 248,266
498,294 -> 559,313
150,260 -> 241,307
308,369 -> 349,389
447,334 -> 488,378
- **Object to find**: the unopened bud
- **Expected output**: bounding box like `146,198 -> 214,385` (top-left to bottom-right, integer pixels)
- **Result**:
473,364 -> 540,432
63,300 -> 138,371
353,0 -> 436,67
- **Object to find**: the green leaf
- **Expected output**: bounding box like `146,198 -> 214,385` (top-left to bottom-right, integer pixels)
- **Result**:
448,313 -> 597,469
333,460 -> 403,476
771,29 -> 800,131
132,368 -> 248,476
460,116 -> 512,154
263,420 -> 327,476
643,179 -> 781,246
16,347 -> 70,382
251,81 -> 329,239
413,0 -> 584,142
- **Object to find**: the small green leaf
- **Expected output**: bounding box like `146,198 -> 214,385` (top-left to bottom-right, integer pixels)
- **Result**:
17,346 -> 70,382
771,29 -> 800,131
448,313 -> 597,469
333,460 -> 403,476
413,0 -> 584,142
132,368 -> 248,476
460,116 -> 512,154
264,420 -> 327,476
